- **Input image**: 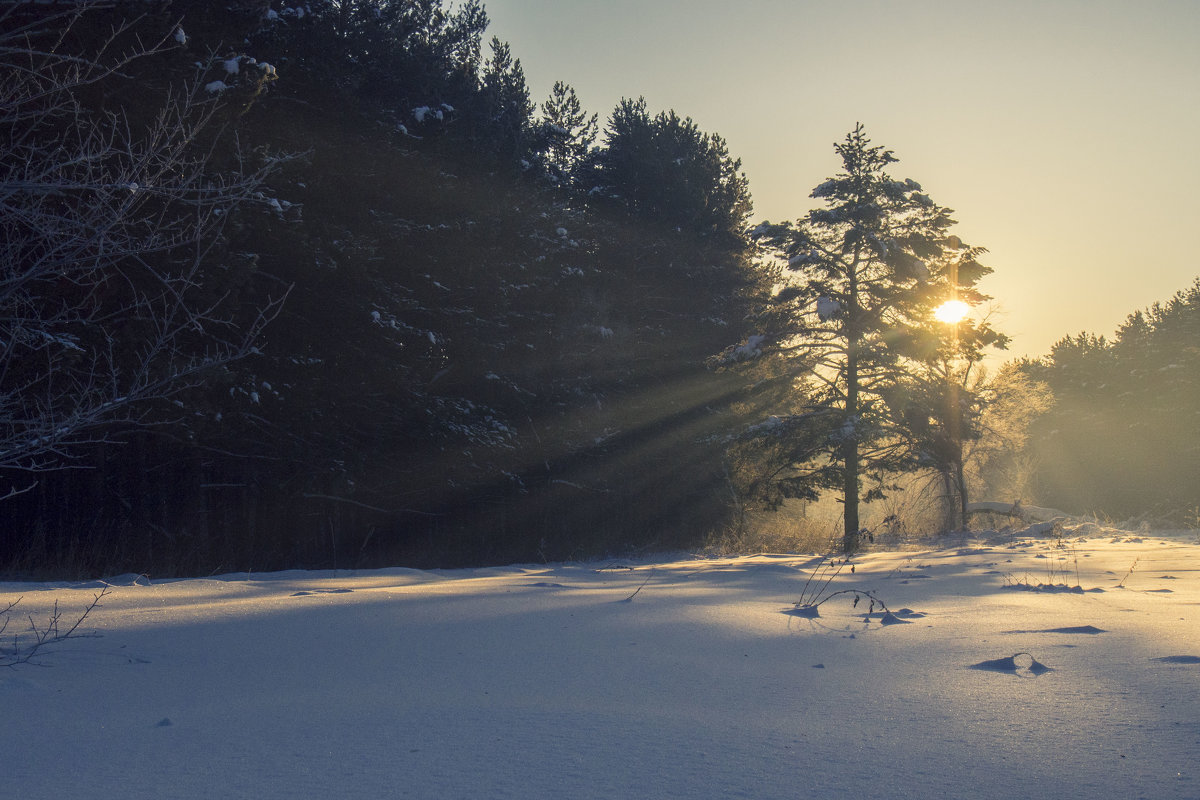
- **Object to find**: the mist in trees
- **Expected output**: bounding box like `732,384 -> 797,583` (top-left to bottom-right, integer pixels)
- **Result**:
722,127 -> 1194,542
1015,279 -> 1200,523
726,126 -> 1006,552
2,2 -> 1193,578
0,0 -> 764,576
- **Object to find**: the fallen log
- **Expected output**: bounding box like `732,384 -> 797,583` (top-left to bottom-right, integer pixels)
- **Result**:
966,501 -> 1071,524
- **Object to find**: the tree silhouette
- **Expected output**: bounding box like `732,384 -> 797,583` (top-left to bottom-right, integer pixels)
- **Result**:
744,125 -> 1001,551
535,81 -> 598,187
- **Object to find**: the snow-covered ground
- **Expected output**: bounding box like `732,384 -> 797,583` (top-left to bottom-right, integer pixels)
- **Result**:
2,525 -> 1198,799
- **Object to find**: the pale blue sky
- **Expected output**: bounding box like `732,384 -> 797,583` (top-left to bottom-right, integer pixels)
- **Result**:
482,0 -> 1200,360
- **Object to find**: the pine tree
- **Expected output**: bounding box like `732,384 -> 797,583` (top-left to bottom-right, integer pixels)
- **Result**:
896,233 -> 1008,530
1021,278 -> 1200,518
535,81 -> 598,187
746,125 -> 1000,551
593,98 -> 751,238
475,37 -> 534,169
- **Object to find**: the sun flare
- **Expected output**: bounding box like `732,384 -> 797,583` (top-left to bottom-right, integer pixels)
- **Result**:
934,299 -> 969,324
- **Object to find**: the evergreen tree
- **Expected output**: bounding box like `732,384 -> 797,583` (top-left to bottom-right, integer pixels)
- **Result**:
895,236 -> 1007,529
473,37 -> 535,169
280,0 -> 487,99
745,125 -> 1000,551
593,98 -> 751,238
535,81 -> 598,187
0,0 -> 763,575
1021,278 -> 1200,519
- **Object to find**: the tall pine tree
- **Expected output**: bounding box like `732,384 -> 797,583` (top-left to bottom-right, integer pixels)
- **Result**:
535,81 -> 598,187
746,125 -> 999,551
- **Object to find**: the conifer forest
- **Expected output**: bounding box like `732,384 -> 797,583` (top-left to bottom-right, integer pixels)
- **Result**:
2,1 -> 1196,577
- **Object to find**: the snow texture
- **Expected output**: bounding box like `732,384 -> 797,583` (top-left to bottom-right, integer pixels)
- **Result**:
816,296 -> 840,321
413,106 -> 443,123
2,527 -> 1198,799
731,334 -> 765,360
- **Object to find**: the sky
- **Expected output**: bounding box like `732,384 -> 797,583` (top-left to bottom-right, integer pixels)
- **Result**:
481,0 -> 1200,361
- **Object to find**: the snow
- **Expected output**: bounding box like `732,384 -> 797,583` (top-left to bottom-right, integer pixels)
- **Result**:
811,178 -> 840,198
222,58 -> 240,75
204,81 -> 229,94
816,295 -> 841,321
731,333 -> 766,360
2,527 -> 1199,799
413,106 -> 443,123
747,414 -> 785,434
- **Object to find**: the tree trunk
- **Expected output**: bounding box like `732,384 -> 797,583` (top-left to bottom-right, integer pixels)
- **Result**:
842,437 -> 859,552
842,252 -> 861,553
942,470 -> 956,531
842,339 -> 860,553
955,458 -> 969,532
947,376 -> 968,531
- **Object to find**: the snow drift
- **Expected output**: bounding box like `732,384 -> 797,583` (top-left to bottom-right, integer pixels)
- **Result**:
2,525 -> 1198,799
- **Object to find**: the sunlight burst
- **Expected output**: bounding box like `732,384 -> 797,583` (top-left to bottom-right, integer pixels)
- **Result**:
934,299 -> 969,324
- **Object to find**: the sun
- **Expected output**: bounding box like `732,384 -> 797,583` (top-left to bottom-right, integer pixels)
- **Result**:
934,299 -> 970,324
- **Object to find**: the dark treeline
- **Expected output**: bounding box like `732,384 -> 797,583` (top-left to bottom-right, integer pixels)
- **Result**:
1015,279 -> 1200,523
4,3 -> 1194,578
1,1 -> 766,575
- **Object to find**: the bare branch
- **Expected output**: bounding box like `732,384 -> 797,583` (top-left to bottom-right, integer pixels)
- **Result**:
0,5 -> 294,479
0,586 -> 110,668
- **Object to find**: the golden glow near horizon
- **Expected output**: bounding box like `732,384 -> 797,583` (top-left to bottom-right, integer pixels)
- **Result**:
934,299 -> 970,324
484,0 -> 1200,360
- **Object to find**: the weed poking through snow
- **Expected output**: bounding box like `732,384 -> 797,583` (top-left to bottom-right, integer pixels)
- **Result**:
787,557 -> 903,625
0,587 -> 109,667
